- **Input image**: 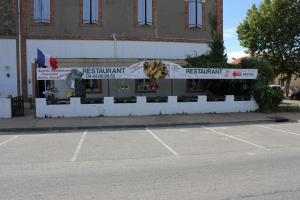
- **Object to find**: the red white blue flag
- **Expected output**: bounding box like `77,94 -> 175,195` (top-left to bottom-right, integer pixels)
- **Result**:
36,49 -> 58,70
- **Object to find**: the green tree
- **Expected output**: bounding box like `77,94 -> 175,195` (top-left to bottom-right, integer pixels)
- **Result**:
237,0 -> 300,96
208,14 -> 228,63
185,14 -> 228,66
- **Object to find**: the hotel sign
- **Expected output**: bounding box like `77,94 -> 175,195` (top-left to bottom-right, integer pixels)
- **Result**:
37,61 -> 258,80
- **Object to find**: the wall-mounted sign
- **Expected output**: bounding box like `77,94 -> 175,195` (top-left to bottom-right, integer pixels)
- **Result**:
37,61 -> 258,80
37,68 -> 73,80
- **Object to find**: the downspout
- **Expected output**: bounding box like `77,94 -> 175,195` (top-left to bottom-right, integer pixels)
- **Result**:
108,33 -> 118,97
18,0 -> 23,96
112,33 -> 118,58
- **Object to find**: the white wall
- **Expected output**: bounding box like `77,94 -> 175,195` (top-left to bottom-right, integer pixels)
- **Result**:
0,98 -> 12,118
36,96 -> 258,118
0,39 -> 18,98
26,39 -> 209,95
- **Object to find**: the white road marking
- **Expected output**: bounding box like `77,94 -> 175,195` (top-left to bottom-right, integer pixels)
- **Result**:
202,126 -> 270,151
214,127 -> 227,130
0,135 -> 19,147
256,125 -> 300,136
246,152 -> 256,156
71,130 -> 88,162
178,129 -> 188,132
146,128 -> 179,157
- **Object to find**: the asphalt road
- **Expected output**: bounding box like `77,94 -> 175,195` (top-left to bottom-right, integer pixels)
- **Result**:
1,122 -> 300,200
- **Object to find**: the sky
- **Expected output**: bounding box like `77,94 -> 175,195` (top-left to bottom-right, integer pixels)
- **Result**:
224,0 -> 263,62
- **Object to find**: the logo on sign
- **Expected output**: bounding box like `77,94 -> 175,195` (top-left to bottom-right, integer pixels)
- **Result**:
232,71 -> 241,78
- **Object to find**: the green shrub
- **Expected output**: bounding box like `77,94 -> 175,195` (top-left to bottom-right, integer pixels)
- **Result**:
253,84 -> 284,112
240,58 -> 274,85
241,58 -> 283,112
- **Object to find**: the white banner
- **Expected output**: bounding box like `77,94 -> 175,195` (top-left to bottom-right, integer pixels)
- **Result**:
37,61 -> 258,80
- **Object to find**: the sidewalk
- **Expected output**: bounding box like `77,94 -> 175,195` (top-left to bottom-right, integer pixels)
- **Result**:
0,112 -> 300,132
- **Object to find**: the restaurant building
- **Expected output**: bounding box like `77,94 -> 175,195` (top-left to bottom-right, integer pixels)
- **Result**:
0,0 -> 260,118
2,0 -> 223,99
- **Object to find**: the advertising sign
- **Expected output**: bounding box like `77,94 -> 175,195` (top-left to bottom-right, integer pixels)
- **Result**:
37,61 -> 258,80
37,68 -> 73,80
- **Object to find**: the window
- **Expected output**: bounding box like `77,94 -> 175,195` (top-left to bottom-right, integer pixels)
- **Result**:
188,0 -> 203,28
137,0 -> 153,26
34,0 -> 51,23
85,80 -> 102,93
83,0 -> 100,24
186,79 -> 202,92
135,79 -> 155,93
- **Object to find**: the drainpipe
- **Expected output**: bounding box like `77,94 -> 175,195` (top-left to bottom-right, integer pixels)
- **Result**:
18,0 -> 23,96
112,33 -> 118,58
108,33 -> 118,97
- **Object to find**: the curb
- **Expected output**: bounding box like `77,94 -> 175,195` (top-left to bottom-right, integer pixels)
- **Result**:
0,118 -> 292,134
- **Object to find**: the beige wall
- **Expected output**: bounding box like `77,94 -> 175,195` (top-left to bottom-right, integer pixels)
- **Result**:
26,0 -> 216,42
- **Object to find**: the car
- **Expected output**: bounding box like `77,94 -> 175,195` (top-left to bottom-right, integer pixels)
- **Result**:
291,91 -> 300,100
269,84 -> 285,91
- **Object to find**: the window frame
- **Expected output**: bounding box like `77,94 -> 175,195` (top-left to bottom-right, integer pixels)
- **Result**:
80,0 -> 103,27
135,79 -> 156,93
31,0 -> 55,26
134,0 -> 156,28
85,79 -> 103,93
185,0 -> 206,31
186,79 -> 203,93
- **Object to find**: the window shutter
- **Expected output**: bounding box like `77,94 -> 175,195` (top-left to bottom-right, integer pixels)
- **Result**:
188,0 -> 196,28
83,0 -> 91,23
42,0 -> 51,23
146,0 -> 152,25
91,0 -> 99,24
34,0 -> 42,22
138,0 -> 145,25
196,0 -> 202,27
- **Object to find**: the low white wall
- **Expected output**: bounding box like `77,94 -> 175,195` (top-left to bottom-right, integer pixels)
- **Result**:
36,96 -> 258,118
0,98 -> 12,118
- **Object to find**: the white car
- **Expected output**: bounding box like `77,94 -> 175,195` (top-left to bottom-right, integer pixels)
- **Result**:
269,84 -> 285,90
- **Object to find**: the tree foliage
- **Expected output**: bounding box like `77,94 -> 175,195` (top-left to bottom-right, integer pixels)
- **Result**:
241,58 -> 284,112
185,14 -> 227,67
237,0 -> 300,96
184,11 -> 285,112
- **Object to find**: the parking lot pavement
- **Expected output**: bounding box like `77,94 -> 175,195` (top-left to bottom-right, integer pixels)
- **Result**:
0,132 -> 83,164
0,135 -> 18,146
75,129 -> 172,162
209,124 -> 300,150
146,127 -> 267,156
0,122 -> 300,164
1,122 -> 300,199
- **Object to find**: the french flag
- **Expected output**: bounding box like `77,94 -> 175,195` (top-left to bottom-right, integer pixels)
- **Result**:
36,49 -> 58,70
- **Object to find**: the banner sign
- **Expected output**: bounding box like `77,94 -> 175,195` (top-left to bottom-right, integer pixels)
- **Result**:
37,61 -> 258,80
37,68 -> 73,80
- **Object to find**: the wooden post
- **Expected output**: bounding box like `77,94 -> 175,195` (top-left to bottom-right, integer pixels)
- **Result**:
32,63 -> 37,99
